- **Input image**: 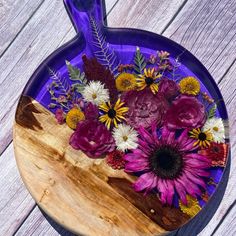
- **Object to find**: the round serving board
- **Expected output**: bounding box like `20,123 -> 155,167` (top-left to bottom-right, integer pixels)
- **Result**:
13,0 -> 230,235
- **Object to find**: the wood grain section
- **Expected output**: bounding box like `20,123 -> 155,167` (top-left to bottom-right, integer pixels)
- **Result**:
13,96 -> 190,236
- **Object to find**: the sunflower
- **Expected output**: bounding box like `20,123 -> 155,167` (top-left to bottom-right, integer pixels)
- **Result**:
66,107 -> 85,129
136,68 -> 161,94
179,195 -> 201,217
179,76 -> 200,95
124,125 -> 211,206
116,73 -> 137,92
189,128 -> 213,148
99,99 -> 129,129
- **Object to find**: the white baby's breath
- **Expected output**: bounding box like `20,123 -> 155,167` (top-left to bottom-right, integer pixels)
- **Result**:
82,81 -> 109,105
113,124 -> 138,152
203,117 -> 225,143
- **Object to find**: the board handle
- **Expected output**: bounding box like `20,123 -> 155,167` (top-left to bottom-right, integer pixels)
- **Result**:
64,0 -> 105,34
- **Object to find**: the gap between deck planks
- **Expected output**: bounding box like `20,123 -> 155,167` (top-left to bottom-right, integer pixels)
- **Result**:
0,0 -> 235,235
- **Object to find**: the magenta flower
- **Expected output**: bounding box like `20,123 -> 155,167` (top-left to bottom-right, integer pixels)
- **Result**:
122,88 -> 169,130
69,120 -> 115,158
55,108 -> 65,124
84,102 -> 99,120
158,78 -> 180,102
124,124 -> 210,205
165,95 -> 206,130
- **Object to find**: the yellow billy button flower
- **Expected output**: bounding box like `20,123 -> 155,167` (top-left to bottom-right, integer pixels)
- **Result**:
115,73 -> 137,92
136,68 -> 161,94
179,195 -> 201,217
99,99 -> 129,129
189,128 -> 213,148
66,107 -> 85,130
179,76 -> 200,95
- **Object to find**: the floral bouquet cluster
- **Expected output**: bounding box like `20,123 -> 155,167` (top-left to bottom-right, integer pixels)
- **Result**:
47,47 -> 228,217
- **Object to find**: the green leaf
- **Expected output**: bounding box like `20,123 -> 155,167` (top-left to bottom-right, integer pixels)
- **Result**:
66,60 -> 86,82
134,47 -> 147,75
208,104 -> 217,119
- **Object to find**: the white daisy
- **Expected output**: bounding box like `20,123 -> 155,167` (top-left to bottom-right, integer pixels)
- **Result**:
82,81 -> 109,105
113,124 -> 138,152
203,117 -> 225,143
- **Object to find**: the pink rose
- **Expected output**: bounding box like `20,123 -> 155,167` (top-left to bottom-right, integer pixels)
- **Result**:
165,95 -> 206,130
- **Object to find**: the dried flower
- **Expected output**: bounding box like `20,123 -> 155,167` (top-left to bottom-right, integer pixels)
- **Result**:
137,68 -> 161,94
99,99 -> 129,129
179,77 -> 200,96
158,51 -> 170,61
125,125 -> 210,205
82,81 -> 109,106
179,195 -> 201,217
118,64 -> 134,73
115,73 -> 137,92
84,102 -> 99,120
189,128 -> 213,148
158,78 -> 180,102
203,118 -> 225,143
66,108 -> 85,129
106,150 -> 126,170
82,55 -> 118,103
69,120 -> 115,158
113,124 -> 138,152
55,108 -> 65,124
122,88 -> 169,130
164,95 -> 206,130
199,142 -> 228,167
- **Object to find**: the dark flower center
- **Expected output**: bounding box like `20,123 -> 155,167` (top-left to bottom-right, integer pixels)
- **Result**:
212,146 -> 220,153
145,77 -> 154,86
108,108 -> 116,118
149,146 -> 183,179
198,132 -> 207,141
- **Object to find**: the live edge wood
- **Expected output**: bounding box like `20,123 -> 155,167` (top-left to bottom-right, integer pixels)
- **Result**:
13,96 -> 190,236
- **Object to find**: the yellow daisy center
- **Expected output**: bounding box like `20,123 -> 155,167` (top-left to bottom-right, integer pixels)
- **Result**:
213,126 -> 219,132
66,108 -> 85,130
179,76 -> 200,95
123,136 -> 128,141
92,93 -> 97,99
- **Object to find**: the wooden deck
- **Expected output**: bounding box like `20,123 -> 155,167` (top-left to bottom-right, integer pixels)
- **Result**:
0,0 -> 235,235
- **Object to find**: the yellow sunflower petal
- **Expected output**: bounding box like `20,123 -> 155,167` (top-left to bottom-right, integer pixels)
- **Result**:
99,103 -> 109,112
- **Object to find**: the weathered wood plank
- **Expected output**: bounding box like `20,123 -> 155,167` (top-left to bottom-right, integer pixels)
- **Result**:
0,0 -> 44,56
0,143 -> 35,235
163,0 -> 236,83
15,206 -> 75,236
107,0 -> 187,32
212,201 -> 236,236
198,62 -> 236,236
0,0 -> 116,154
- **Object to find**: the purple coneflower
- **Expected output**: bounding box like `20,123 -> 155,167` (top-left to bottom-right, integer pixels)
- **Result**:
124,124 -> 211,205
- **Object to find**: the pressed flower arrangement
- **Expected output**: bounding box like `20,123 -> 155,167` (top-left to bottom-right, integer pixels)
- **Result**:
47,45 -> 229,217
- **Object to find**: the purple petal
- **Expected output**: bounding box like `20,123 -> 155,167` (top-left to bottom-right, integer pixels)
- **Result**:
133,172 -> 156,192
174,179 -> 187,205
138,126 -> 154,144
125,161 -> 150,173
161,126 -> 175,144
